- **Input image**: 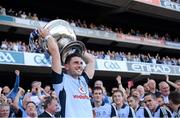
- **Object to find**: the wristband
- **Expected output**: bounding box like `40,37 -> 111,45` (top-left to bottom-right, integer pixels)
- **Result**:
44,35 -> 52,41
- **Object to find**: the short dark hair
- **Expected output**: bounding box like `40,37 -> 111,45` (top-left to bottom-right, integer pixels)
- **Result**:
127,95 -> 138,101
92,86 -> 103,94
26,101 -> 37,108
43,96 -> 56,109
144,92 -> 156,100
112,89 -> 124,97
64,53 -> 82,64
169,90 -> 180,104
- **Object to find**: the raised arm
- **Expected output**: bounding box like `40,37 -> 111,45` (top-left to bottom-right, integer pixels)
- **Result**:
116,75 -> 126,95
84,51 -> 95,79
38,28 -> 62,74
165,75 -> 179,89
14,70 -> 20,92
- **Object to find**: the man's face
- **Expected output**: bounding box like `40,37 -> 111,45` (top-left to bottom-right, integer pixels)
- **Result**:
143,83 -> 150,92
0,106 -> 10,118
127,97 -> 137,110
156,97 -> 164,106
132,90 -> 140,100
160,83 -> 170,96
93,89 -> 103,103
94,80 -> 103,88
2,86 -> 10,95
48,99 -> 58,114
44,86 -> 51,94
113,92 -> 123,105
144,95 -> 156,111
169,100 -> 175,111
26,103 -> 37,116
148,80 -> 156,90
65,57 -> 83,76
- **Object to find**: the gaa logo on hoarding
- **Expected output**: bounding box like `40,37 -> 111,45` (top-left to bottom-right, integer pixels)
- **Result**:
104,61 -> 121,70
0,52 -> 15,63
29,20 -> 41,27
34,55 -> 51,65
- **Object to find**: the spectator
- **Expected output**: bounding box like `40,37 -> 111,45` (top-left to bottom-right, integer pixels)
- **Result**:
92,87 -> 117,118
0,6 -> 6,15
2,86 -> 10,97
44,85 -> 51,95
21,11 -> 27,19
112,90 -> 136,118
32,13 -> 38,20
23,81 -> 46,115
0,103 -> 10,118
159,81 -> 170,104
39,96 -> 60,117
127,95 -> 152,118
25,101 -> 38,118
147,79 -> 161,97
166,75 -> 180,91
94,80 -> 111,103
7,70 -> 21,101
143,83 -> 150,93
136,85 -> 145,101
169,91 -> 180,118
144,93 -> 173,117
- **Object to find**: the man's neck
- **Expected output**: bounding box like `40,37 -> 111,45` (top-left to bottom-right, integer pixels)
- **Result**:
94,101 -> 103,107
45,110 -> 55,116
175,105 -> 180,112
67,72 -> 79,79
152,105 -> 159,112
115,102 -> 123,109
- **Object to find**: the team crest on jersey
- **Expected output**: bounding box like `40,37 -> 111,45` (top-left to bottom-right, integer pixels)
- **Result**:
79,86 -> 87,94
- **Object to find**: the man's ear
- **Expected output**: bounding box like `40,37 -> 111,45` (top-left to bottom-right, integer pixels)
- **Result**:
64,64 -> 69,70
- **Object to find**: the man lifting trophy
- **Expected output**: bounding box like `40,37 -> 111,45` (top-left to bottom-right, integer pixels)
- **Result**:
29,19 -> 95,117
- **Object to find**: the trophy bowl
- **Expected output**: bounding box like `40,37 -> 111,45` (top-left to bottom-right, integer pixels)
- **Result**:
29,19 -> 86,64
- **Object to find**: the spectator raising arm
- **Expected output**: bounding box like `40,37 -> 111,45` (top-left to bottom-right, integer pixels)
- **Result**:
116,75 -> 126,95
166,75 -> 180,90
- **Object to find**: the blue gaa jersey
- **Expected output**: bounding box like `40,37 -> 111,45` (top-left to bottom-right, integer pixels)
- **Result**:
114,103 -> 136,118
92,102 -> 117,118
152,105 -> 173,118
51,70 -> 93,118
135,105 -> 152,118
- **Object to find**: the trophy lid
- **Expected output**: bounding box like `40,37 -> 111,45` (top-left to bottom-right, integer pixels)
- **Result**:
44,19 -> 76,41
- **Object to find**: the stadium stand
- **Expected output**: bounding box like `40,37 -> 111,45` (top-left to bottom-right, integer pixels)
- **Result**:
0,0 -> 180,117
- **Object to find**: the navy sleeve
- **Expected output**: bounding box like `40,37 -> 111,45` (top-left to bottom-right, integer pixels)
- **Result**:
82,71 -> 90,84
51,70 -> 63,84
111,105 -> 117,117
128,107 -> 133,117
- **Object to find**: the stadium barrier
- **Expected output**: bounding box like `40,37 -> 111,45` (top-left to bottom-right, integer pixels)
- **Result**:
0,50 -> 180,76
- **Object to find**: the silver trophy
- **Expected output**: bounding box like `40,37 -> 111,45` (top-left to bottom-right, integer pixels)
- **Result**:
29,19 -> 85,64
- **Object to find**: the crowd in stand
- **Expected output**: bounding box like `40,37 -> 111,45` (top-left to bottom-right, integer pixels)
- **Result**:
0,70 -> 179,117
171,0 -> 180,4
0,39 -> 180,66
0,5 -> 180,43
0,3 -> 180,118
